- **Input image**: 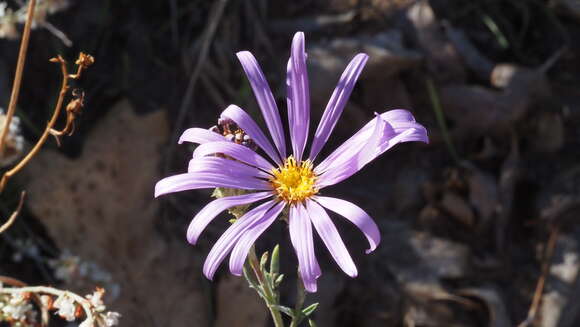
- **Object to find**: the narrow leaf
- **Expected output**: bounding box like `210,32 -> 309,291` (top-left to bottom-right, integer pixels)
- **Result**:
260,251 -> 269,270
302,303 -> 319,316
275,273 -> 284,287
270,244 -> 280,275
243,265 -> 266,299
270,305 -> 295,318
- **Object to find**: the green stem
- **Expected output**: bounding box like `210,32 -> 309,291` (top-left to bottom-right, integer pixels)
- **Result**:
425,78 -> 461,163
248,246 -> 285,327
289,273 -> 306,327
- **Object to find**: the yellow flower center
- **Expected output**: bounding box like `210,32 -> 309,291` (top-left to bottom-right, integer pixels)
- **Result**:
269,156 -> 318,204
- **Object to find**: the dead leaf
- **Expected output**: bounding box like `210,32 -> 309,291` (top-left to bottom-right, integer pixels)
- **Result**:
439,191 -> 476,227
466,166 -> 500,230
406,0 -> 466,83
458,287 -> 511,327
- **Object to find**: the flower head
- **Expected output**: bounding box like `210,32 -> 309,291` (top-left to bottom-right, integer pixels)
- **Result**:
1,292 -> 36,322
270,156 -> 317,204
155,32 -> 428,292
53,293 -> 76,321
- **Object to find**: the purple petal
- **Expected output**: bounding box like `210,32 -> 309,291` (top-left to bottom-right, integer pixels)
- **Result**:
237,51 -> 286,158
179,128 -> 226,144
228,201 -> 285,276
154,172 -> 270,198
315,110 -> 428,187
221,105 -> 282,165
306,200 -> 357,278
317,110 -> 428,171
187,192 -> 273,244
286,32 -> 310,161
289,204 -> 321,293
314,196 -> 380,254
309,54 -> 369,160
187,157 -> 271,179
192,141 -> 274,171
316,113 -> 386,187
203,200 -> 276,280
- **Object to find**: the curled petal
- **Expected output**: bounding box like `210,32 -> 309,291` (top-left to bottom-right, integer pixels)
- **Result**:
221,105 -> 282,165
316,110 -> 428,187
192,141 -> 274,171
314,196 -> 380,254
316,113 -> 386,187
309,54 -> 369,160
237,51 -> 286,158
306,200 -> 357,277
317,110 -> 428,171
187,192 -> 273,244
154,172 -> 270,198
203,200 -> 276,280
289,204 -> 321,293
179,128 -> 226,144
229,201 -> 285,276
187,157 -> 270,179
287,32 -> 310,161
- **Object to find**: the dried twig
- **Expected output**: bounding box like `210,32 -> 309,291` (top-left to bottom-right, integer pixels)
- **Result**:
0,0 -> 35,235
518,224 -> 560,327
164,0 -> 229,173
0,53 -> 93,193
39,21 -> 73,47
0,191 -> 26,234
0,0 -> 36,156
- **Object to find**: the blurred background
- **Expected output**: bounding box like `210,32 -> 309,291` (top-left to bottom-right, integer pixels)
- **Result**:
1,0 -> 580,326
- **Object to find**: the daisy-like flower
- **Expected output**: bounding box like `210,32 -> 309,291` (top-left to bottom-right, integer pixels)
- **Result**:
155,32 -> 428,292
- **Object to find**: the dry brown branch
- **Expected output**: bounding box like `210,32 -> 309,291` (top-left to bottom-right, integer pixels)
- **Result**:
518,225 -> 561,327
0,0 -> 36,157
0,0 -> 35,236
49,89 -> 85,139
0,53 -> 93,193
0,191 -> 26,234
164,0 -> 229,173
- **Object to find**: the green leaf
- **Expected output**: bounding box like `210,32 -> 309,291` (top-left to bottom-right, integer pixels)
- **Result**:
426,78 -> 460,163
260,251 -> 269,270
274,273 -> 284,286
270,244 -> 280,275
270,305 -> 295,318
242,265 -> 257,287
242,265 -> 265,299
308,319 -> 318,327
302,303 -> 319,316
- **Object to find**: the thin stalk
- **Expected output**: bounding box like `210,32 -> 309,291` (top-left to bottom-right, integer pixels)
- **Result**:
0,56 -> 69,193
0,191 -> 25,234
426,78 -> 461,163
289,273 -> 306,327
248,246 -> 285,327
518,225 -> 560,327
0,0 -> 36,156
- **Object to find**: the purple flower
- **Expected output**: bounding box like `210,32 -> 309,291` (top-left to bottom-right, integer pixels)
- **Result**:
155,32 -> 428,292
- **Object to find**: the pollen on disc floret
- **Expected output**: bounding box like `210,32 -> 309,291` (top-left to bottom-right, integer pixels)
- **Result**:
269,156 -> 318,204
